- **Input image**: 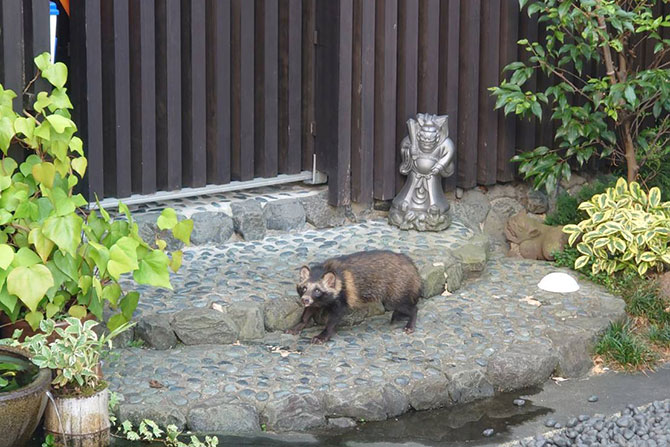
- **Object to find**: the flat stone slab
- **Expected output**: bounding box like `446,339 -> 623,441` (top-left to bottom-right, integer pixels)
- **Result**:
106,258 -> 625,434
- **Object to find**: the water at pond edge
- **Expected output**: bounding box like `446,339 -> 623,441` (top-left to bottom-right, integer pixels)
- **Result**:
28,387 -> 552,446
0,352 -> 39,393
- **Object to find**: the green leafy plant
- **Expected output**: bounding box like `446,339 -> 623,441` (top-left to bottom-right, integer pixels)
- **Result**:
0,52 -> 191,331
562,178 -> 670,276
1,317 -> 131,393
545,176 -> 616,226
108,391 -> 219,447
648,323 -> 670,345
596,320 -> 656,369
491,0 -> 670,192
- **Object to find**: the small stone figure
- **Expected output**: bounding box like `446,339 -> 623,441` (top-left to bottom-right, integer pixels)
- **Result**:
389,113 -> 455,231
504,211 -> 568,261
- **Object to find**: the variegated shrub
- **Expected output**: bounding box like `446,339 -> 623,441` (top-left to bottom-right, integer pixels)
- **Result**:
562,178 -> 670,277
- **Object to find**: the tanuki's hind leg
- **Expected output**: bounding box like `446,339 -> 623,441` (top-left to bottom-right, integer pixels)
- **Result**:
390,310 -> 406,323
404,304 -> 418,334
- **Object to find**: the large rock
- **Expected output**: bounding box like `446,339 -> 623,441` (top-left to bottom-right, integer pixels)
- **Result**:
300,191 -> 347,228
454,243 -> 487,275
446,367 -> 494,404
526,189 -> 549,214
490,197 -> 525,219
419,263 -> 446,298
262,393 -> 325,431
409,372 -> 451,410
445,262 -> 464,293
226,302 -> 265,341
454,189 -> 491,228
231,200 -> 266,240
486,184 -> 519,201
171,309 -> 239,345
190,212 -> 234,245
117,402 -> 186,430
544,325 -> 596,378
486,342 -> 559,392
264,295 -> 303,332
263,199 -> 306,231
187,399 -> 261,434
135,314 -> 177,350
325,385 -> 409,421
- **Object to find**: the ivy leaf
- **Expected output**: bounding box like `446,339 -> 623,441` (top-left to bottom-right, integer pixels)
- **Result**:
102,284 -> 122,307
32,162 -> 56,187
120,292 -> 139,320
45,302 -> 60,319
25,311 -> 44,331
68,305 -> 87,319
170,250 -> 183,273
7,265 -> 54,312
107,313 -> 128,332
72,157 -> 87,177
28,228 -> 55,263
13,247 -> 42,267
34,53 -> 51,71
14,117 -> 36,140
87,241 -> 110,276
107,237 -> 139,280
133,250 -> 172,289
172,220 -> 193,245
42,62 -> 68,89
0,244 -> 15,270
43,214 -> 83,257
54,251 -> 79,281
157,208 -> 178,230
0,285 -> 18,317
45,114 -> 75,134
0,117 -> 15,154
69,136 -> 84,156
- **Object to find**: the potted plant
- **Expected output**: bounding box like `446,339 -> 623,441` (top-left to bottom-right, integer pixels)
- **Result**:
0,345 -> 52,447
4,317 -> 132,446
0,52 -> 192,338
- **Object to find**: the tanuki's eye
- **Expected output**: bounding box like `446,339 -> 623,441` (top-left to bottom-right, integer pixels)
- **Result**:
297,286 -> 305,295
313,288 -> 322,297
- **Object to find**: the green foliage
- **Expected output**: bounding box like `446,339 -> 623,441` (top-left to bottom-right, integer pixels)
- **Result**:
625,280 -> 670,324
647,323 -> 670,345
491,0 -> 670,192
596,320 -> 656,369
0,358 -> 24,392
41,434 -> 55,447
1,317 -> 131,392
108,391 -> 219,447
0,53 -> 192,330
562,178 -> 670,276
545,176 -> 615,226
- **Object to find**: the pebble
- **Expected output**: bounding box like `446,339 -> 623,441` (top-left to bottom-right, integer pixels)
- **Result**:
482,428 -> 495,437
514,399 -> 526,407
588,395 -> 599,403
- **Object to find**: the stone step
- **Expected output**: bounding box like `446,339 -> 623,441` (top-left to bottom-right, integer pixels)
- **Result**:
118,219 -> 486,349
105,258 -> 626,434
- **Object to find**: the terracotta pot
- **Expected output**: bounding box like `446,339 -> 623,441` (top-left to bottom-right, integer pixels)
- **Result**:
0,345 -> 52,447
0,313 -> 97,342
44,386 -> 110,447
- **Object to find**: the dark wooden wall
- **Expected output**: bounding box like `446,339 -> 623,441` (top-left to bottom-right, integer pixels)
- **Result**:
5,0 -> 636,207
316,0 -> 546,205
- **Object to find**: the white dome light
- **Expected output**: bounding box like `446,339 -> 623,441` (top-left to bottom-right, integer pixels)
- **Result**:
537,272 -> 580,293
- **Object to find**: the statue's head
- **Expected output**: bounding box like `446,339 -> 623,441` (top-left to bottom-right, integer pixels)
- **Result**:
416,114 -> 448,152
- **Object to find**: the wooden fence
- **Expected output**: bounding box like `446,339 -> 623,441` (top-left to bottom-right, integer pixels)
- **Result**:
7,0 -> 661,207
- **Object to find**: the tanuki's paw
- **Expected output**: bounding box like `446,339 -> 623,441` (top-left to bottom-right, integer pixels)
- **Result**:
403,327 -> 415,335
311,335 -> 329,344
285,328 -> 301,335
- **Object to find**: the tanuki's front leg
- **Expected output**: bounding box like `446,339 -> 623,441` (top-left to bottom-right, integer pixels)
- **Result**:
311,305 -> 346,344
285,307 -> 316,335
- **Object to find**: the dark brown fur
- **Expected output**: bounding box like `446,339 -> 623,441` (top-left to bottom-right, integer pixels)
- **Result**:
287,250 -> 422,343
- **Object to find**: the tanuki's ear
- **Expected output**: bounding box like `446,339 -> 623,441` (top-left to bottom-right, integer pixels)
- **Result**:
322,272 -> 337,289
528,228 -> 541,238
299,266 -> 311,282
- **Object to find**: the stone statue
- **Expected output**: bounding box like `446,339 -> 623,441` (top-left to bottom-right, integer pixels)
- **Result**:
504,211 -> 568,261
389,113 -> 455,231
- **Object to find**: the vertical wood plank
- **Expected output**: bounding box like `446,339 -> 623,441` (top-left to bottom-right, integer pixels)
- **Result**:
205,0 -> 231,184
301,0 -> 315,171
1,1 -> 25,111
351,0 -> 375,204
373,0 -> 398,200
516,11 -> 538,156
25,0 -> 50,101
181,0 -> 207,187
130,0 -> 157,194
396,0 -> 418,193
477,0 -> 500,186
255,0 -> 279,178
496,0 -> 518,182
70,0 -> 104,200
457,0 -> 480,189
418,0 -> 439,114
278,0 -> 302,175
351,0 -> 362,203
438,0 -> 460,191
231,0 -> 255,181
155,0 -> 182,191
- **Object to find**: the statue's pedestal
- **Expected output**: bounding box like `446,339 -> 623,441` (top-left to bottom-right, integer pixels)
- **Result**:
388,204 -> 451,232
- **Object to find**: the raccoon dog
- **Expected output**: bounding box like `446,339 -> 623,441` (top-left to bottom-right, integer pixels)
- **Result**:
286,250 -> 422,344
